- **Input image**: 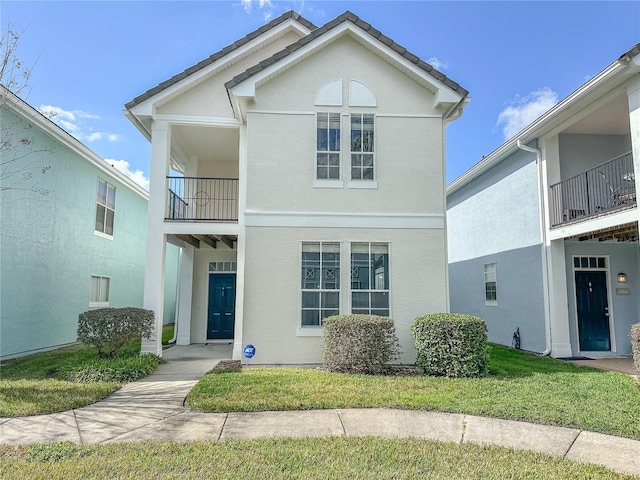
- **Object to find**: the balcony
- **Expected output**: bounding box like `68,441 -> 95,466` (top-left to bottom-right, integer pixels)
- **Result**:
166,177 -> 238,221
549,152 -> 636,228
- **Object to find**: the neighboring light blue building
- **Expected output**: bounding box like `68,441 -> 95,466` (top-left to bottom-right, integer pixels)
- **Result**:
447,43 -> 640,357
0,87 -> 178,361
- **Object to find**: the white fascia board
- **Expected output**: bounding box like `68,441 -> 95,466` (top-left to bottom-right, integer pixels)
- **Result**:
153,114 -> 242,128
229,22 -> 465,104
2,89 -> 148,199
134,19 -> 312,117
162,222 -> 241,236
547,209 -> 638,241
447,60 -> 629,197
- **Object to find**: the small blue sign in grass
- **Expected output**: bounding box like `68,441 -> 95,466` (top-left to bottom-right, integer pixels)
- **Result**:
243,344 -> 256,359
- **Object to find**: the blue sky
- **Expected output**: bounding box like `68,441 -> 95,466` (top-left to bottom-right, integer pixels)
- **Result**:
3,1 -> 639,188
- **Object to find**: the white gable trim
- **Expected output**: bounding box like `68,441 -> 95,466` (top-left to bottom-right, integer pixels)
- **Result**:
128,19 -> 313,117
229,22 -> 465,109
2,88 -> 148,199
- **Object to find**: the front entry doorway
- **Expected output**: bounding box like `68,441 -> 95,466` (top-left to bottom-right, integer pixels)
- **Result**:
207,273 -> 236,340
575,270 -> 611,351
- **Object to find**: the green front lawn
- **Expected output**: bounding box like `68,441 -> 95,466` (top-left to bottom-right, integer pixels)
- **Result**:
187,344 -> 640,439
0,343 -> 162,417
0,437 -> 635,480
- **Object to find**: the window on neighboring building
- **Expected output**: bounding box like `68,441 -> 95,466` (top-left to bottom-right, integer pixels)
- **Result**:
484,263 -> 497,305
95,179 -> 116,236
316,113 -> 341,180
90,275 -> 110,307
351,242 -> 389,316
301,242 -> 340,326
350,114 -> 375,181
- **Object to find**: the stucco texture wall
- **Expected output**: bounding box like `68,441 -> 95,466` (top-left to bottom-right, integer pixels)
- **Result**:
241,226 -> 448,365
244,35 -> 444,215
0,108 -> 177,359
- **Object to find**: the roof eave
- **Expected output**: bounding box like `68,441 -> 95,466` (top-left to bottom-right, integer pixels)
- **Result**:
447,46 -> 640,196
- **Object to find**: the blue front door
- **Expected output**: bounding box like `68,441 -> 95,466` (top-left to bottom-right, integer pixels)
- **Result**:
207,273 -> 236,340
575,270 -> 611,351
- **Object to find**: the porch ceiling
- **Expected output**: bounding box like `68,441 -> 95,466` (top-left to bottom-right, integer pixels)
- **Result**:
172,125 -> 239,166
574,222 -> 639,242
562,93 -> 630,135
172,234 -> 237,250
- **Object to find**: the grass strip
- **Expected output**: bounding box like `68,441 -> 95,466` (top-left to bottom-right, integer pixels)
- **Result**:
0,437 -> 636,480
187,345 -> 640,439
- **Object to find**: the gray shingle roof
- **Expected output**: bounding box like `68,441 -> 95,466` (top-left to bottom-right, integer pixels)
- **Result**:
124,11 -> 317,110
224,11 -> 469,97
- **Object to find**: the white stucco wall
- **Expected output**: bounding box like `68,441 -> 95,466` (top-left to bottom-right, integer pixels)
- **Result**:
241,226 -> 448,365
156,30 -> 305,118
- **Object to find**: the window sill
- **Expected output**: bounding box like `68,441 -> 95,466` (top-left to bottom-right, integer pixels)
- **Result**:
296,327 -> 323,337
313,179 -> 344,189
89,302 -> 109,308
485,301 -> 498,307
347,180 -> 377,189
94,230 -> 114,240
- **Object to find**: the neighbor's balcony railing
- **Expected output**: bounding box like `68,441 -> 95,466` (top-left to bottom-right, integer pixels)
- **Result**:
549,152 -> 635,227
166,177 -> 238,221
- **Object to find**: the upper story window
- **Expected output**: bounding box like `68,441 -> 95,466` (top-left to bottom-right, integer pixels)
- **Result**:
316,113 -> 341,180
484,263 -> 497,305
350,114 -> 375,181
314,79 -> 377,188
95,179 -> 116,236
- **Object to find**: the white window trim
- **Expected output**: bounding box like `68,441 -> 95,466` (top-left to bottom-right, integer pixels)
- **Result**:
313,179 -> 344,189
347,180 -> 377,189
89,275 -> 110,308
94,178 -> 116,238
349,242 -> 391,316
349,113 -> 376,184
315,112 -> 342,183
299,241 -> 341,329
484,263 -> 497,306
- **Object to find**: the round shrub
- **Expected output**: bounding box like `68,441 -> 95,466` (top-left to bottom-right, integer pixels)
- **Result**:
77,307 -> 155,358
631,323 -> 640,380
411,313 -> 489,377
323,314 -> 401,374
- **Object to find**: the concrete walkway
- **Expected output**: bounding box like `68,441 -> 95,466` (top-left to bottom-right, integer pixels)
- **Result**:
1,345 -> 639,477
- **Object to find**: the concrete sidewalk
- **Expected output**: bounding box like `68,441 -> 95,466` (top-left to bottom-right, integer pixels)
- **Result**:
1,345 -> 639,477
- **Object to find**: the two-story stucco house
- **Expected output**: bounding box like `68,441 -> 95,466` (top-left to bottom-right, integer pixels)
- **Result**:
0,87 -> 178,361
448,43 -> 639,358
125,11 -> 469,364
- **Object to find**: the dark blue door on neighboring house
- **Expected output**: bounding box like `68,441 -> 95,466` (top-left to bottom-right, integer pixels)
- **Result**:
207,273 -> 236,340
575,270 -> 611,351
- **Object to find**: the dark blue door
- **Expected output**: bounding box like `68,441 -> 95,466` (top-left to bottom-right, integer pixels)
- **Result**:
575,271 -> 610,351
207,273 -> 236,340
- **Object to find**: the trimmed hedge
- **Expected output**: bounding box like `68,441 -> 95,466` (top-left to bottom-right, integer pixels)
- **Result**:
323,314 -> 401,374
77,307 -> 155,358
411,313 -> 489,378
631,323 -> 640,379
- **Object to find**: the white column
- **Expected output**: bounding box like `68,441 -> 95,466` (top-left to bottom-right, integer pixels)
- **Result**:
547,239 -> 573,357
176,245 -> 194,345
233,124 -> 248,361
627,76 -> 640,226
141,121 -> 170,356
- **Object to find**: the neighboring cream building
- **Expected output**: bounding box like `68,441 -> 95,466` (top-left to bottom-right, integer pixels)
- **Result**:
125,11 -> 469,364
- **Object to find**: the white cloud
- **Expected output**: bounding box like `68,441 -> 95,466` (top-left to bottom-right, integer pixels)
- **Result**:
38,104 -> 121,144
239,0 -> 274,20
428,57 -> 449,71
496,88 -> 559,140
107,159 -> 150,190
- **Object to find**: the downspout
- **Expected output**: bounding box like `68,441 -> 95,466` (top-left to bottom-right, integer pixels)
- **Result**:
168,248 -> 183,344
517,139 -> 552,356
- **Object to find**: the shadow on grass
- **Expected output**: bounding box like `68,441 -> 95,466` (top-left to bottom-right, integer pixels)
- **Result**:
487,344 -> 608,379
